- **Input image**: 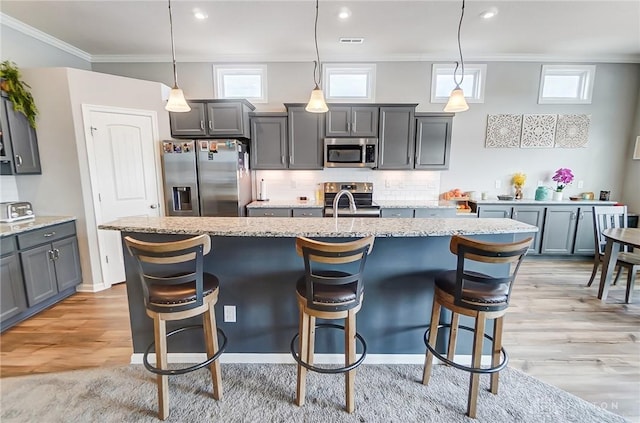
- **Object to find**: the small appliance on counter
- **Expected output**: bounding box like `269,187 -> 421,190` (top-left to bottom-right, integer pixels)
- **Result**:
0,201 -> 35,223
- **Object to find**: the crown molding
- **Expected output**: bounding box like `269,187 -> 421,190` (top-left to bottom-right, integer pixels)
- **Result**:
1,13 -> 92,62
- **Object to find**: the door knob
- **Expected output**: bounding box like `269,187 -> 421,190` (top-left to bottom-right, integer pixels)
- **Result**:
150,204 -> 158,209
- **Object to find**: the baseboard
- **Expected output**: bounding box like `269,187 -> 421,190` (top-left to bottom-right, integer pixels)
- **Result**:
131,353 -> 492,366
76,282 -> 110,293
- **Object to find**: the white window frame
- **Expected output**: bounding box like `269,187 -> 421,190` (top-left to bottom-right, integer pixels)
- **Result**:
430,63 -> 486,104
538,65 -> 595,104
322,63 -> 376,102
212,64 -> 267,103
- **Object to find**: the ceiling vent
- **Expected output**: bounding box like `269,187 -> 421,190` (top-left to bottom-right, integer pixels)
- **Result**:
339,37 -> 364,44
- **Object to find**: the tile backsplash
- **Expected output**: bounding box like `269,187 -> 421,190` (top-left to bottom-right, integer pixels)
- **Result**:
0,176 -> 19,202
253,169 -> 440,202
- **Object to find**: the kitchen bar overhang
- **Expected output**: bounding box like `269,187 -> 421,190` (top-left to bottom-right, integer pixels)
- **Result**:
99,216 -> 537,362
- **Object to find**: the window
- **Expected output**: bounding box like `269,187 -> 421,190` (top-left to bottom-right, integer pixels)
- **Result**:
538,65 -> 595,104
212,65 -> 267,103
322,64 -> 376,102
431,64 -> 486,104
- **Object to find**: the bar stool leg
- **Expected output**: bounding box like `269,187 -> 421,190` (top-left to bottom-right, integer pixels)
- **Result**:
307,316 -> 316,366
467,313 -> 486,419
422,298 -> 441,385
153,317 -> 170,420
490,316 -> 504,394
296,309 -> 310,406
447,312 -> 459,361
203,304 -> 223,400
345,309 -> 356,413
625,268 -> 636,304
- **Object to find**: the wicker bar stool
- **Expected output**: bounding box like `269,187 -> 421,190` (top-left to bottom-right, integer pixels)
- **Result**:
125,234 -> 227,420
422,235 -> 532,419
290,235 -> 375,413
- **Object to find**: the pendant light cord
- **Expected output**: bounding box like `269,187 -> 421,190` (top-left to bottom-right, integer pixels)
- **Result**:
312,0 -> 321,87
453,0 -> 465,87
168,0 -> 179,88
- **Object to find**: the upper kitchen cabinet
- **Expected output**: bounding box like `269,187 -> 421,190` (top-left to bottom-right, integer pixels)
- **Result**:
286,105 -> 324,169
377,106 -> 416,170
250,114 -> 288,169
0,94 -> 41,175
325,105 -> 378,137
414,113 -> 453,170
169,99 -> 255,139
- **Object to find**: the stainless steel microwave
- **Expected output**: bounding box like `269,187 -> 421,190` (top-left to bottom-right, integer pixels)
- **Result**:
324,138 -> 378,168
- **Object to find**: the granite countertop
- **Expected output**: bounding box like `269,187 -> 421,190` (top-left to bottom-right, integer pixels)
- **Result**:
246,200 -> 324,209
99,216 -> 537,238
470,199 -> 617,206
0,216 -> 76,237
376,200 -> 455,209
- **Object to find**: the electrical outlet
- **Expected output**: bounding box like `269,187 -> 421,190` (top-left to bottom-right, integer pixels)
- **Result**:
223,305 -> 236,323
577,180 -> 584,189
495,180 -> 501,189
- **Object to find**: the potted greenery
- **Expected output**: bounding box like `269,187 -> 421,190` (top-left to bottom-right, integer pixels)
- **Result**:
0,61 -> 38,128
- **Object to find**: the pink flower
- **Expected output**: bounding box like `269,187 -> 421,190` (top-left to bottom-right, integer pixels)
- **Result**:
552,168 -> 574,191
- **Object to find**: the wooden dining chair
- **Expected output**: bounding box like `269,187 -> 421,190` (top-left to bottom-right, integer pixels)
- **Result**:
588,206 -> 640,303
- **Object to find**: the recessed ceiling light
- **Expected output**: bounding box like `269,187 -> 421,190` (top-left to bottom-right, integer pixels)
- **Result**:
479,7 -> 498,19
338,7 -> 351,20
193,8 -> 208,20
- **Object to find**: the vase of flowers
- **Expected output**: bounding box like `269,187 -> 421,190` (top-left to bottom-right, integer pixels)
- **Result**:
512,172 -> 526,200
551,168 -> 574,201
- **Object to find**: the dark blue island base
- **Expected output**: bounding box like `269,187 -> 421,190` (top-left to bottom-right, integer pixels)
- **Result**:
121,232 -> 518,360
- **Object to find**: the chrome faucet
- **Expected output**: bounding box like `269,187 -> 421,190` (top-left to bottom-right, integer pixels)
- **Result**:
333,189 -> 357,218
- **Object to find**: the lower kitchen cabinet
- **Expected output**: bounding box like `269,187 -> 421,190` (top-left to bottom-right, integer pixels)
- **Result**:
573,208 -> 596,254
381,208 -> 414,218
247,207 -> 322,217
511,206 -> 545,255
381,208 -> 457,218
292,208 -> 323,217
540,207 -> 580,255
1,220 -> 82,332
0,237 -> 27,323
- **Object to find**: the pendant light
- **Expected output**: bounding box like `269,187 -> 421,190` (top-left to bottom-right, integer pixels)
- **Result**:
165,0 -> 190,112
305,0 -> 328,113
444,0 -> 469,113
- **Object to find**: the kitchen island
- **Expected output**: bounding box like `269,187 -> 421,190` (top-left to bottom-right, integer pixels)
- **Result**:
99,216 -> 537,362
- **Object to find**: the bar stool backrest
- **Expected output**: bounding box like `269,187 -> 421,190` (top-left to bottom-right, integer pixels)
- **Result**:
124,234 -> 211,313
450,235 -> 532,311
592,206 -> 628,256
296,236 -> 375,312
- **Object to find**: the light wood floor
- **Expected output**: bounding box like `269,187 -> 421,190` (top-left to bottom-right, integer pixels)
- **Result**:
1,259 -> 638,421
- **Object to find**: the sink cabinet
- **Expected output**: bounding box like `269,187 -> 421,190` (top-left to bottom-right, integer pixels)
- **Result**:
0,94 -> 42,175
169,100 -> 254,139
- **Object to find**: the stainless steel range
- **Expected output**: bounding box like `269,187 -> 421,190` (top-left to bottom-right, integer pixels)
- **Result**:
323,182 -> 381,218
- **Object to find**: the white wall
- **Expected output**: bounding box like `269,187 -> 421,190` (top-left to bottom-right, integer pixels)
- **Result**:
621,85 -> 640,215
16,67 -> 171,291
95,60 -> 640,209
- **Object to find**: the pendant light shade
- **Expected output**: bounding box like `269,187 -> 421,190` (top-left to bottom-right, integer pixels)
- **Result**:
306,84 -> 329,113
165,0 -> 190,113
444,86 -> 469,112
305,0 -> 328,113
444,0 -> 469,113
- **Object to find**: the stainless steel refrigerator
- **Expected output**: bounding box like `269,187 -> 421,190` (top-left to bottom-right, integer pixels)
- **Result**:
161,139 -> 251,217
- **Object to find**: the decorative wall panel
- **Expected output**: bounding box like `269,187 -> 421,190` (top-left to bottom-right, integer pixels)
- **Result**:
554,114 -> 590,148
485,114 -> 522,148
520,114 -> 558,148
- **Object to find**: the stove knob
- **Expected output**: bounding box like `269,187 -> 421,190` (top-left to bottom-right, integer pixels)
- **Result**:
26,210 -> 33,215
11,212 -> 18,218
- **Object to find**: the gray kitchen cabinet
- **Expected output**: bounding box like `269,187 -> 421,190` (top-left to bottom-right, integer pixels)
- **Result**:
541,207 -> 579,255
478,205 -> 512,219
381,208 -> 414,218
247,208 -> 292,217
0,95 -> 41,174
414,115 -> 453,170
0,237 -> 27,323
511,205 -> 545,254
415,208 -> 457,218
292,208 -> 323,217
377,106 -> 416,170
170,100 -> 254,139
325,106 -> 378,137
287,106 -> 324,169
17,221 -> 82,307
573,208 -> 596,254
251,116 -> 288,170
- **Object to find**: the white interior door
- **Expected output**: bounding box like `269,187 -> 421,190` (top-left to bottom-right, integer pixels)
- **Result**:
88,109 -> 161,287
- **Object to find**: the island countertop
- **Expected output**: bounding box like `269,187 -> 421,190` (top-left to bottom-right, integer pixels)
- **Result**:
99,216 -> 537,237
